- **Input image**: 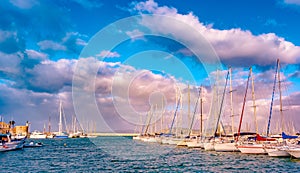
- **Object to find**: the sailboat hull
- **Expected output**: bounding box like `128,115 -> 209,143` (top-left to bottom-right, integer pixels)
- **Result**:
265,148 -> 290,157
54,135 -> 68,139
186,140 -> 203,148
215,142 -> 239,152
287,148 -> 300,158
204,142 -> 215,151
237,144 -> 266,154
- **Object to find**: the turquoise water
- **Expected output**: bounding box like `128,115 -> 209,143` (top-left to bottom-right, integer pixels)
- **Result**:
1,137 -> 300,172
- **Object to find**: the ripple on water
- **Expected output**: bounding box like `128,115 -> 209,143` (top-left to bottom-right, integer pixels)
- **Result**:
1,137 -> 300,172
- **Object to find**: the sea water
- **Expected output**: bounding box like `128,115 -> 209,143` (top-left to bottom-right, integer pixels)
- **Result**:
1,137 -> 300,172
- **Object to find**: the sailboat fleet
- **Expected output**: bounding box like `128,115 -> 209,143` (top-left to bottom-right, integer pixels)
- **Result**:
133,59 -> 300,159
29,100 -> 90,139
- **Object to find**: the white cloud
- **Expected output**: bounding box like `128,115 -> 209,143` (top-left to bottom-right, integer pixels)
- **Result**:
133,0 -> 300,66
38,40 -> 66,51
25,49 -> 48,60
97,50 -> 121,58
0,51 -> 22,75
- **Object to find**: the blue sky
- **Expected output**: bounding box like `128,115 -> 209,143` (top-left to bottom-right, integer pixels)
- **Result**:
1,0 -> 300,133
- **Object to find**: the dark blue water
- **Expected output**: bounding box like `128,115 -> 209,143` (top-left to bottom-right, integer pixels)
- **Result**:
1,137 -> 300,172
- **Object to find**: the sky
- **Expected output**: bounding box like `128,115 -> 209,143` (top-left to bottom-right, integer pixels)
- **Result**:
1,0 -> 300,134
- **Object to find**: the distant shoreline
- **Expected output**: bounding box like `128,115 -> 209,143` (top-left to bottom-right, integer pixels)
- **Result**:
88,133 -> 139,137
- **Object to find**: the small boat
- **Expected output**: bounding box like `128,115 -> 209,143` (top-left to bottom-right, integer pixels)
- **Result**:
0,143 -> 19,152
24,141 -> 43,148
0,134 -> 25,152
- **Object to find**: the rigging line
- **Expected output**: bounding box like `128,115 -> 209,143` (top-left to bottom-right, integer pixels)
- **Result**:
188,86 -> 202,136
267,59 -> 279,137
236,67 -> 251,141
214,70 -> 230,137
169,96 -> 181,135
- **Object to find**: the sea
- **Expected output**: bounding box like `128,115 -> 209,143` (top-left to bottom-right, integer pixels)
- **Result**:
1,137 -> 300,172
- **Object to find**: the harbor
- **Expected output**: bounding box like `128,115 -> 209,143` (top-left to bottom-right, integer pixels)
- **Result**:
1,0 -> 300,172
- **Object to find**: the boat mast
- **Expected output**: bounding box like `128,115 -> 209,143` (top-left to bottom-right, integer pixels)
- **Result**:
250,67 -> 258,134
59,100 -> 63,134
267,59 -> 279,137
188,86 -> 201,136
144,106 -> 153,135
278,59 -> 284,132
169,93 -> 181,135
48,116 -> 51,133
188,84 -> 191,134
200,86 -> 203,137
214,70 -> 229,136
229,67 -> 235,134
236,68 -> 251,141
160,96 -> 165,133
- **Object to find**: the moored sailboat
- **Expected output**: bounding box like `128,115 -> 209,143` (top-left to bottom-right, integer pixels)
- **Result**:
54,100 -> 68,139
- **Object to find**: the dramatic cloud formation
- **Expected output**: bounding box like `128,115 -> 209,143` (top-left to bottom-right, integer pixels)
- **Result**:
132,0 -> 300,67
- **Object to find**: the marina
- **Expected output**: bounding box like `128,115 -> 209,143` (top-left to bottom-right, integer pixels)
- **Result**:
1,0 -> 300,172
1,137 -> 300,172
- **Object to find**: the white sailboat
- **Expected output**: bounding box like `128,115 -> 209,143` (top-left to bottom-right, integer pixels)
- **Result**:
236,67 -> 270,154
214,68 -> 239,152
54,100 -> 68,139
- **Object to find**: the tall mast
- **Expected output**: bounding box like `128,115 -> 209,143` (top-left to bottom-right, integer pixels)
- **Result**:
48,116 -> 51,133
188,86 -> 201,136
169,93 -> 181,135
214,70 -> 229,136
278,59 -> 284,132
179,92 -> 183,136
160,96 -> 164,133
250,67 -> 258,134
188,84 -> 191,133
200,86 -> 203,137
59,100 -> 62,134
229,67 -> 235,134
144,106 -> 153,135
237,68 -> 251,141
267,59 -> 279,137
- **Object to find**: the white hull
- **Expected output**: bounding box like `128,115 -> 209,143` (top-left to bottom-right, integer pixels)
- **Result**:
214,142 -> 239,152
265,148 -> 290,157
145,137 -> 157,143
30,134 -> 47,139
238,144 -> 266,154
46,134 -> 54,138
168,138 -> 181,145
287,148 -> 300,158
161,138 -> 169,144
155,137 -> 162,143
177,140 -> 188,146
186,141 -> 203,148
204,142 -> 215,151
133,136 -> 141,140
